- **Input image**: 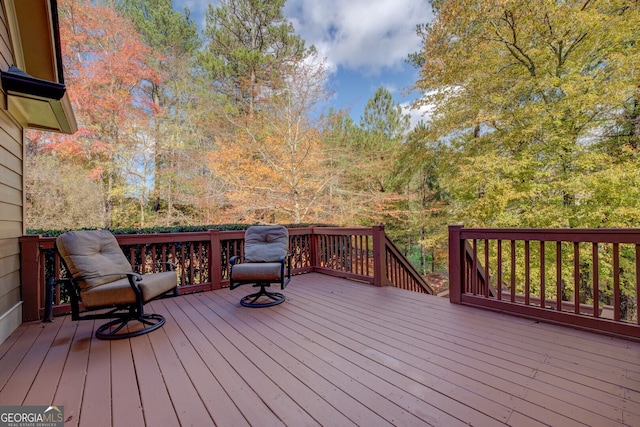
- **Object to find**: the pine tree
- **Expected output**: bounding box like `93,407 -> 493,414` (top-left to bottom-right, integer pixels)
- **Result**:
201,0 -> 311,116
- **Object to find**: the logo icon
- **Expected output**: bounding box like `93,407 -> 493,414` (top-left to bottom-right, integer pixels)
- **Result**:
0,405 -> 64,427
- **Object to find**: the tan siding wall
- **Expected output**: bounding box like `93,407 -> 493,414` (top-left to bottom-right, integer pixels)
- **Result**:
0,5 -> 12,68
0,9 -> 23,343
0,145 -> 21,173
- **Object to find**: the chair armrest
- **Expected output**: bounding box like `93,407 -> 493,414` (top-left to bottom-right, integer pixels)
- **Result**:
280,253 -> 293,263
280,253 -> 292,284
127,272 -> 144,281
230,256 -> 242,265
63,273 -> 144,293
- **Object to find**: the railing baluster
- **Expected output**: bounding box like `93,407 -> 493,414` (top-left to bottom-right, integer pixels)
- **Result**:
636,244 -> 640,325
151,243 -> 157,272
497,240 -> 502,301
189,243 -> 195,285
365,236 -> 370,276
199,242 -> 205,282
574,242 -> 580,315
524,240 -> 530,306
350,235 -> 355,274
593,243 -> 599,318
540,241 -> 546,309
510,240 -> 516,303
141,244 -> 147,274
52,250 -> 61,305
324,235 -> 329,267
613,243 -> 621,322
180,243 -> 186,286
556,241 -> 562,312
484,239 -> 490,298
358,235 -> 363,275
472,239 -> 478,295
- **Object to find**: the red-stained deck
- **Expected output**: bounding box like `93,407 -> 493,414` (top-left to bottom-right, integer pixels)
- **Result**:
1,273 -> 639,426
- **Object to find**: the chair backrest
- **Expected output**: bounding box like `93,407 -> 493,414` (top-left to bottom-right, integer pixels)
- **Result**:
244,225 -> 289,263
56,230 -> 133,290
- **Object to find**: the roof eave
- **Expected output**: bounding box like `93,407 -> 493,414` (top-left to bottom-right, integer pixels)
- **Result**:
2,0 -> 77,134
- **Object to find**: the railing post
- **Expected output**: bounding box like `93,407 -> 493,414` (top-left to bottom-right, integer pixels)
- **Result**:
310,226 -> 319,270
448,224 -> 464,304
209,229 -> 222,290
373,225 -> 388,287
20,235 -> 43,321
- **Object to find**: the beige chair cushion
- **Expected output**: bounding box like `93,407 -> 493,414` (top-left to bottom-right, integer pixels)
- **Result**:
80,271 -> 177,308
57,230 -> 133,290
231,263 -> 283,282
57,230 -> 176,308
243,226 -> 288,262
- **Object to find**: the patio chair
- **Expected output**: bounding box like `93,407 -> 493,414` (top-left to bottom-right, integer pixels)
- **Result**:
55,230 -> 178,340
229,225 -> 291,307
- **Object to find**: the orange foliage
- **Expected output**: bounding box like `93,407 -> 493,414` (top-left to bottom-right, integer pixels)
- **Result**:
44,0 -> 162,168
210,123 -> 330,224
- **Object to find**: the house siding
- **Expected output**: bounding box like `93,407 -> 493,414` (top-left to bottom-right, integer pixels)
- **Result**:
0,3 -> 24,344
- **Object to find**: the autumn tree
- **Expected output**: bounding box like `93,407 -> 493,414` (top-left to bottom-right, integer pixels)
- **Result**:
410,0 -> 640,297
200,0 -> 329,224
25,137 -> 106,230
40,0 -> 161,227
114,0 -> 224,226
210,57 -> 335,223
410,0 -> 640,229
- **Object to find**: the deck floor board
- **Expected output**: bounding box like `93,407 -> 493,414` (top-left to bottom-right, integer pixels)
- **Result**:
1,273 -> 639,426
197,291 -> 381,426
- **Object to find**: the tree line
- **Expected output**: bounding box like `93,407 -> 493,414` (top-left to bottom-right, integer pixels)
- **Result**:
26,0 -> 640,276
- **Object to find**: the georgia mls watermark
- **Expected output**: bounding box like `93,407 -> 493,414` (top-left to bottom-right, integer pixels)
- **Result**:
0,406 -> 64,427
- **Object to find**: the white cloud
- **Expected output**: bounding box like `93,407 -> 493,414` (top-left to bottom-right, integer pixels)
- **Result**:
284,0 -> 433,75
174,0 -> 433,75
402,101 -> 434,129
173,0 -> 433,117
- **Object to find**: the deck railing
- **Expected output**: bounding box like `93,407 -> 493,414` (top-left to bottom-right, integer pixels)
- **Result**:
20,225 -> 433,321
449,224 -> 640,341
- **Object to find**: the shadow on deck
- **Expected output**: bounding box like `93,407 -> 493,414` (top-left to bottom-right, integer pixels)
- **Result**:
1,273 -> 640,426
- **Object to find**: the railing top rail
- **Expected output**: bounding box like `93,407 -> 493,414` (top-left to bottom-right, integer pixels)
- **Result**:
116,232 -> 216,244
306,226 -> 374,236
22,226 -> 374,246
219,230 -> 246,239
455,227 -> 640,244
23,231 -> 220,247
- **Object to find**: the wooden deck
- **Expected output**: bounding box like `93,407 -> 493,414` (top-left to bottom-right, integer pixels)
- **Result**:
1,273 -> 640,426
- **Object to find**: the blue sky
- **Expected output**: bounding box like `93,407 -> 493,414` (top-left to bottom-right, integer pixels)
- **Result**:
174,0 -> 434,126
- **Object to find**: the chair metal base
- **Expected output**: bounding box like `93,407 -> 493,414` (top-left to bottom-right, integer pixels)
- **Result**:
240,283 -> 285,308
95,313 -> 166,340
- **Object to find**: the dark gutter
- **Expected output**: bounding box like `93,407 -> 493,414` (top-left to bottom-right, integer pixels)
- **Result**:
49,0 -> 65,85
0,66 -> 66,100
